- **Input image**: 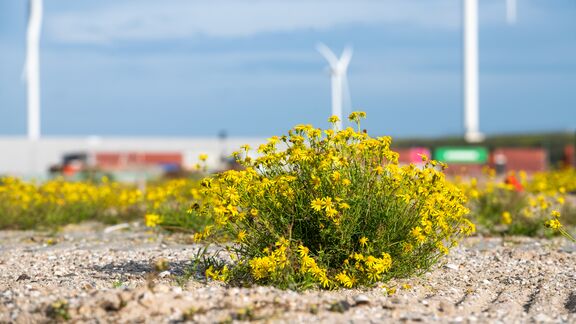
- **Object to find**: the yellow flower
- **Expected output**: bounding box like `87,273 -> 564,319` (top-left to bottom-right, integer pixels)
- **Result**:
335,271 -> 354,288
311,198 -> 324,212
267,136 -> 279,144
328,115 -> 340,124
402,242 -> 413,253
501,211 -> 512,225
311,175 -> 321,189
396,194 -> 412,204
199,153 -> 208,161
353,253 -> 364,261
325,207 -> 338,218
192,232 -> 203,242
331,171 -> 341,182
297,244 -> 309,257
145,213 -> 161,228
249,256 -> 276,280
323,197 -> 333,210
339,202 -> 350,210
410,226 -> 426,243
544,219 -> 562,230
551,210 -> 561,218
359,236 -> 368,247
237,230 -> 247,242
348,111 -> 366,122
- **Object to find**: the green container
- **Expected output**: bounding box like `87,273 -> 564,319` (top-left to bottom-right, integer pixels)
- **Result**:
434,147 -> 488,164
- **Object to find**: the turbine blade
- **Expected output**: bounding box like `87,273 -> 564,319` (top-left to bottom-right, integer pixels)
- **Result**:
342,74 -> 352,121
339,46 -> 353,70
316,42 -> 339,68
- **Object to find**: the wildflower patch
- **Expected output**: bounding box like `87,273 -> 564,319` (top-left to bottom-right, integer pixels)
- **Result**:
196,112 -> 475,289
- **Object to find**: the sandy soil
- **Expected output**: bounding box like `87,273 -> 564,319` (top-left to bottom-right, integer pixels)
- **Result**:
0,223 -> 575,323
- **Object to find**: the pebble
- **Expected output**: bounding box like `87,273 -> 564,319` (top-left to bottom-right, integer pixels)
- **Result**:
158,271 -> 171,278
445,263 -> 459,270
354,294 -> 370,306
329,300 -> 351,313
400,312 -> 423,321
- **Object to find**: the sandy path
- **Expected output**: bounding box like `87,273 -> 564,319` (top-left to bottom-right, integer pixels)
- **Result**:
1,224 -> 575,323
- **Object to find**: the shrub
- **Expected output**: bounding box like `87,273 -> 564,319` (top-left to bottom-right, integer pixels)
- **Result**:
197,112 -> 474,289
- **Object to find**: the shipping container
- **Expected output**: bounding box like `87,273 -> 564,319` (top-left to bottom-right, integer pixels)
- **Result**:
489,148 -> 547,173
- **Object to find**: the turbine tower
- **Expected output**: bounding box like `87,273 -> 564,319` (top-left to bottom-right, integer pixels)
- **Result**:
506,0 -> 517,25
463,0 -> 517,143
463,0 -> 483,143
317,43 -> 353,130
24,0 -> 43,142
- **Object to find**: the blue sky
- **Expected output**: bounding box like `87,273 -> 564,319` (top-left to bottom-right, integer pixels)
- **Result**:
0,0 -> 575,138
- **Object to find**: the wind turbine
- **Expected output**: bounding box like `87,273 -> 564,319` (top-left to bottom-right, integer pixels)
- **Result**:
23,0 -> 43,142
317,43 -> 353,130
463,0 -> 517,143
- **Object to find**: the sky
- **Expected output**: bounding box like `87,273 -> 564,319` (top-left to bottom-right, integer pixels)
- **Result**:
0,0 -> 575,138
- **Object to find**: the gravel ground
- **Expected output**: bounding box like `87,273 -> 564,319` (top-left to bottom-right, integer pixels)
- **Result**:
1,223 -> 575,323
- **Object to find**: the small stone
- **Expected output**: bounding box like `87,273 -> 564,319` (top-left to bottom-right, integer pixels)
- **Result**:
329,300 -> 351,313
16,274 -> 31,281
445,263 -> 459,270
400,312 -> 423,321
99,294 -> 122,312
158,271 -> 171,278
390,297 -> 401,304
354,294 -> 370,306
82,283 -> 94,290
103,223 -> 130,234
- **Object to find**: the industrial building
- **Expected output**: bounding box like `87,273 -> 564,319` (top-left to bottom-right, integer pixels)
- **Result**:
0,136 -> 267,179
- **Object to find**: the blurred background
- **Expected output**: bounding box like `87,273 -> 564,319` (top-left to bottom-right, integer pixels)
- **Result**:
0,0 -> 574,179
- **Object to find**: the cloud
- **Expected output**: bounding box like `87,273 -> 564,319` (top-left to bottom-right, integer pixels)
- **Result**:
46,0 -> 462,44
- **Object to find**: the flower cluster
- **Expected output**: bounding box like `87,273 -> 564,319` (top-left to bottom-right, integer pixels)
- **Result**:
249,238 -> 289,280
0,176 -> 142,229
458,168 -> 575,237
0,175 -> 207,231
196,112 -> 474,288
